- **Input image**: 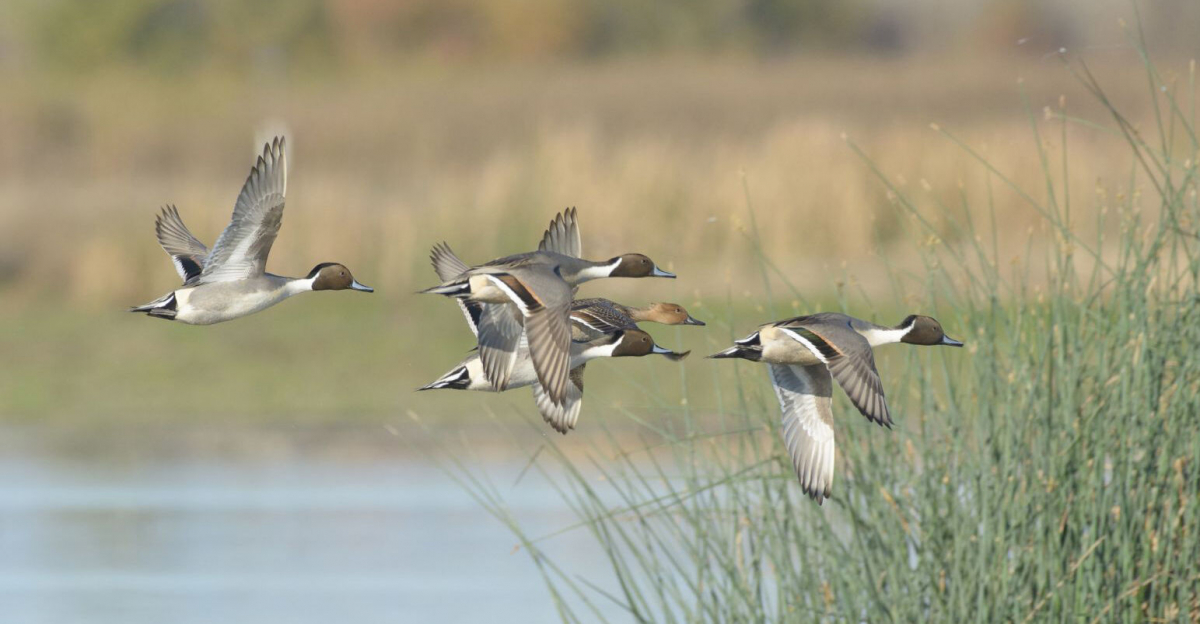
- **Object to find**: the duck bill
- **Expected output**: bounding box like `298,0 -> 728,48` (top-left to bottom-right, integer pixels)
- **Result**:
350,280 -> 374,293
650,265 -> 676,278
683,315 -> 706,326
941,335 -> 964,347
652,343 -> 690,361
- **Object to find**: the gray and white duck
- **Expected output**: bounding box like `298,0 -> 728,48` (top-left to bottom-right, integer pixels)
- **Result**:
420,208 -> 675,408
424,242 -> 702,433
709,312 -> 963,504
130,137 -> 372,325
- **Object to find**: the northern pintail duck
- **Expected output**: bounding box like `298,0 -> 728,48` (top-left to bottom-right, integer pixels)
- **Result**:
421,208 -> 674,407
709,312 -> 963,504
420,300 -> 697,433
130,137 -> 372,324
571,298 -> 706,331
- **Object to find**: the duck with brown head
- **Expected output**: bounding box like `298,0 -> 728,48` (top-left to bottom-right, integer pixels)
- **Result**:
568,298 -> 704,343
419,208 -> 679,409
709,311 -> 963,504
129,137 -> 374,325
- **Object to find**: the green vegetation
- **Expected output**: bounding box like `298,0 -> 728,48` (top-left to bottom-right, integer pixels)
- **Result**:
448,41 -> 1200,622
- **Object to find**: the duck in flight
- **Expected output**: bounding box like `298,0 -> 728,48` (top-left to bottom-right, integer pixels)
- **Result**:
710,312 -> 963,504
421,208 -> 675,409
421,289 -> 701,433
130,137 -> 372,325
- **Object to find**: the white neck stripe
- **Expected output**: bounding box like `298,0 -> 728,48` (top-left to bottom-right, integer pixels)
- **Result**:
572,258 -> 622,283
859,325 -> 911,347
287,276 -> 317,295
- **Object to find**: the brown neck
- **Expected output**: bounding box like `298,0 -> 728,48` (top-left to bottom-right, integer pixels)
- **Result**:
624,304 -> 653,322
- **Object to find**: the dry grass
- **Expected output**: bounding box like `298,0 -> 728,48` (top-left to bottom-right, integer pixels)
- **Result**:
0,54 -> 1161,309
0,53 -> 1184,421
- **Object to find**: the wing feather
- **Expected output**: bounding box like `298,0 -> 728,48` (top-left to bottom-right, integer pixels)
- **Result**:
534,365 -> 585,433
779,326 -> 893,428
200,137 -> 287,282
769,363 -> 837,504
476,303 -> 524,390
525,302 -> 572,405
154,205 -> 208,282
537,207 -> 582,258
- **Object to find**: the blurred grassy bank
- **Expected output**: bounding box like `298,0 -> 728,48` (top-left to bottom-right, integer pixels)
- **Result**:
0,53 -> 1185,424
0,56 -> 1157,303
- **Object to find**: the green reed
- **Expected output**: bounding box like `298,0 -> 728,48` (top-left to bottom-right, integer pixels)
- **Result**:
450,33 -> 1200,623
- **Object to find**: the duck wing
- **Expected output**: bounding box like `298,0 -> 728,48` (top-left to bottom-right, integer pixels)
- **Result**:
476,303 -> 524,390
476,266 -> 573,403
155,205 -> 208,282
570,300 -> 635,342
524,300 -> 573,405
429,242 -> 482,336
430,241 -> 471,281
777,324 -> 893,428
768,363 -> 837,504
199,137 -> 287,283
534,364 -> 586,434
538,207 -> 582,258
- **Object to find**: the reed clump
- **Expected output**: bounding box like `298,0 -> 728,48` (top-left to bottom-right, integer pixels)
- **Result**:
451,43 -> 1200,623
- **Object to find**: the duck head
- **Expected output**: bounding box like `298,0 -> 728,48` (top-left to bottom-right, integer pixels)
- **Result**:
308,263 -> 374,292
642,302 -> 705,326
607,254 -> 675,279
608,329 -> 690,360
899,315 -> 962,347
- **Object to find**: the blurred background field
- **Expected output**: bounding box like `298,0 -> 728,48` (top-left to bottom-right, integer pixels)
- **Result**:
1,0 -> 1196,421
2,1 -> 1199,622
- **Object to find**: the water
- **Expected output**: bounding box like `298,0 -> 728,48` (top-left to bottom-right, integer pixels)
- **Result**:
0,425 -> 620,623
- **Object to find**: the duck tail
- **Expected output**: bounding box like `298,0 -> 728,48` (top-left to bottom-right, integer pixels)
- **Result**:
707,344 -> 761,361
418,281 -> 471,298
418,364 -> 471,391
129,292 -> 178,320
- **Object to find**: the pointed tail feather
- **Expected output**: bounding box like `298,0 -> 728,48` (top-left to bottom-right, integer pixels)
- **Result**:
419,281 -> 471,297
418,364 -> 471,391
129,292 -> 178,320
707,345 -> 761,361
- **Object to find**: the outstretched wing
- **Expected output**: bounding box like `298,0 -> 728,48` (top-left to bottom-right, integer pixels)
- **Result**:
524,301 -> 572,405
534,365 -> 586,434
155,205 -> 208,282
200,137 -> 287,283
768,363 -> 837,504
778,325 -> 893,427
538,207 -> 582,258
430,241 -> 471,281
476,303 -> 524,391
429,242 -> 482,336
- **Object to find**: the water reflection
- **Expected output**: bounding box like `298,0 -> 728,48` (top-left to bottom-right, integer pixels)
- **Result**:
0,426 -> 617,623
